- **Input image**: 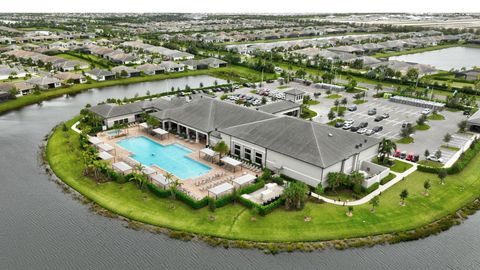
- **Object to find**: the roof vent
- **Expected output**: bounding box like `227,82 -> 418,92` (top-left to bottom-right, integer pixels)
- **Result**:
359,143 -> 363,147
355,144 -> 359,149
364,139 -> 367,143
328,133 -> 333,137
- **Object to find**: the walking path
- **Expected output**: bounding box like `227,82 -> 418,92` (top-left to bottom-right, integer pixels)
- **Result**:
311,159 -> 418,206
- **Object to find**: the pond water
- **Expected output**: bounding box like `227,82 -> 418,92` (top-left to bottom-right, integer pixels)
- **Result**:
390,46 -> 480,71
1,75 -> 480,269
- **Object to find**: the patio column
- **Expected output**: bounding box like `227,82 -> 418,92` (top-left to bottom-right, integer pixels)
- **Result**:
195,131 -> 199,143
177,123 -> 180,134
186,128 -> 190,139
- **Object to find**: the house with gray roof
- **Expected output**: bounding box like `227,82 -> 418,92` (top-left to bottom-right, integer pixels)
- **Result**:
284,89 -> 305,103
26,76 -> 61,89
85,68 -> 115,81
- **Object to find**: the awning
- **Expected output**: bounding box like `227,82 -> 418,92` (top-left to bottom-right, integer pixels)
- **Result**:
150,174 -> 170,186
88,136 -> 102,145
200,148 -> 218,157
233,174 -> 256,186
152,128 -> 168,136
221,156 -> 242,167
97,143 -> 114,152
139,122 -> 149,129
98,151 -> 113,160
208,182 -> 234,196
112,161 -> 132,172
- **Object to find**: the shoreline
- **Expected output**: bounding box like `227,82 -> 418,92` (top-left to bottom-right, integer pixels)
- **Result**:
42,123 -> 480,253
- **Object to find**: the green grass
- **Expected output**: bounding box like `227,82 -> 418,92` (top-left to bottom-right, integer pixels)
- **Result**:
325,94 -> 342,99
418,160 -> 444,168
414,124 -> 431,131
446,107 -> 462,112
304,100 -> 320,105
427,113 -> 445,120
330,106 -> 346,114
301,106 -> 317,119
353,100 -> 367,105
277,85 -> 289,89
0,65 -> 269,115
390,160 -> 414,173
397,137 -> 414,144
372,43 -> 461,59
441,145 -> 461,151
327,118 -> 344,126
47,118 -> 480,242
380,173 -> 396,185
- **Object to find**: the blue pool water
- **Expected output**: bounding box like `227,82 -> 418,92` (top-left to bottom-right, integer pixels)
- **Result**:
117,136 -> 211,180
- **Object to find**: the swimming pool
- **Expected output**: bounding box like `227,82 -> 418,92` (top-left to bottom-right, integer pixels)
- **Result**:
116,136 -> 211,180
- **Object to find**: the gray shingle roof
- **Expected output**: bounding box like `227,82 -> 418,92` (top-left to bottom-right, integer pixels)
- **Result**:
257,100 -> 301,114
151,97 -> 276,133
88,97 -> 188,118
284,89 -> 305,95
220,116 -> 380,168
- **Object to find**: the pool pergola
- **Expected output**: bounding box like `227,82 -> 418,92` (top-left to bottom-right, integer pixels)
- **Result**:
97,143 -> 115,153
208,182 -> 234,198
199,148 -> 219,163
232,173 -> 256,188
221,156 -> 242,172
98,151 -> 114,161
152,128 -> 169,140
150,173 -> 171,189
88,136 -> 102,145
141,166 -> 156,175
112,161 -> 132,174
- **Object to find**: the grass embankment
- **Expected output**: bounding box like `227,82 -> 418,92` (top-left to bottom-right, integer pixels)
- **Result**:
47,119 -> 480,242
418,160 -> 444,168
428,114 -> 445,120
0,65 -> 270,115
397,137 -> 414,144
415,124 -> 431,131
372,43 -> 461,59
373,158 -> 413,173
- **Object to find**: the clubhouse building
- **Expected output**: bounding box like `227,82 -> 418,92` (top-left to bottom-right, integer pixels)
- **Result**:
88,95 -> 381,187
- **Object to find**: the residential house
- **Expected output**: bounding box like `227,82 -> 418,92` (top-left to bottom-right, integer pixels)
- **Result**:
85,68 -> 115,81
53,72 -> 87,84
27,76 -> 62,90
136,63 -> 165,75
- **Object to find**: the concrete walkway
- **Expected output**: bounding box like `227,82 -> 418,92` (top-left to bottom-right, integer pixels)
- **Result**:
311,159 -> 418,206
71,121 -> 81,134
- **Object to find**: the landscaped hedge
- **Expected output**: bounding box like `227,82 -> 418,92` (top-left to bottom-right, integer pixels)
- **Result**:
363,183 -> 379,194
238,196 -> 285,216
173,189 -> 209,209
146,183 -> 170,198
417,139 -> 480,175
380,173 -> 396,185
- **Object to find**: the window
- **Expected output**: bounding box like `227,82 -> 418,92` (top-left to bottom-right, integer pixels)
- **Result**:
113,118 -> 128,126
234,144 -> 241,156
244,148 -> 251,161
255,152 -> 263,165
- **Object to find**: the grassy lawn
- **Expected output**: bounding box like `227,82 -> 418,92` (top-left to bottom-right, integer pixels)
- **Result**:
0,65 -> 268,115
47,119 -> 480,242
304,100 -> 320,105
397,137 -> 414,144
428,113 -> 445,120
327,118 -> 344,126
326,94 -> 342,99
418,160 -> 444,168
277,85 -> 290,89
301,106 -> 318,119
353,99 -> 367,105
414,124 -> 431,131
390,160 -> 414,173
330,106 -> 346,114
380,173 -> 397,185
371,43 -> 461,59
441,145 -> 461,151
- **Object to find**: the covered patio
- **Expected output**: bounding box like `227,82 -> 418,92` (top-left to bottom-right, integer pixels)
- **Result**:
152,128 -> 169,140
150,173 -> 171,189
208,182 -> 234,199
112,161 -> 132,175
199,148 -> 220,163
232,173 -> 256,188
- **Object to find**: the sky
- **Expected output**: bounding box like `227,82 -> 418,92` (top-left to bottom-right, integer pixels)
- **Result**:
1,0 -> 479,13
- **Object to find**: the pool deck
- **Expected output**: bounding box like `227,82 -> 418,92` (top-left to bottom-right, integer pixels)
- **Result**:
97,125 -> 260,200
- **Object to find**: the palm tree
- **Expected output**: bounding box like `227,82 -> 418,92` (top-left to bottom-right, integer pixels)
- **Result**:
423,179 -> 431,196
378,138 -> 397,164
370,196 -> 379,213
400,189 -> 409,206
133,163 -> 144,174
213,141 -> 229,158
166,173 -> 179,199
132,173 -> 145,189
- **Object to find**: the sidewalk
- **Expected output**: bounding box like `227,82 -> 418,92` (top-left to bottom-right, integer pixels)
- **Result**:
311,160 -> 418,206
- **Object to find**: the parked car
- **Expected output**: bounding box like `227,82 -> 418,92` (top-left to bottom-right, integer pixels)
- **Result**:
406,153 -> 414,161
344,119 -> 355,125
422,108 -> 432,115
368,108 -> 377,115
359,122 -> 368,128
374,115 -> 383,122
394,150 -> 401,158
350,125 -> 360,132
400,151 -> 407,159
348,105 -> 357,111
401,122 -> 412,128
343,123 -> 353,130
413,154 -> 420,162
335,121 -> 344,128
365,129 -> 375,136
381,113 -> 390,119
427,155 -> 444,163
464,110 -> 471,116
357,128 -> 368,134
373,126 -> 383,132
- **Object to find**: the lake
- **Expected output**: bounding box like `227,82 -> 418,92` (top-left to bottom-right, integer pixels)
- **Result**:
1,75 -> 480,269
390,46 -> 480,71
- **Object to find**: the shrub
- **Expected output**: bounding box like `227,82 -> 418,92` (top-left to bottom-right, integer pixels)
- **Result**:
238,196 -> 285,216
173,190 -> 209,209
146,183 -> 170,198
363,183 -> 379,194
